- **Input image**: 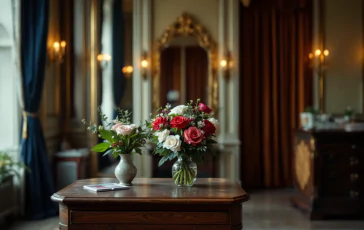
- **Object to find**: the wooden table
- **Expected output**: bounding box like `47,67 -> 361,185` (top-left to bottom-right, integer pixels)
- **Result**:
51,178 -> 249,230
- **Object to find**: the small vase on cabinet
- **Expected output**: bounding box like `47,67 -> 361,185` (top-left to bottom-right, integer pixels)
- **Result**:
114,154 -> 137,186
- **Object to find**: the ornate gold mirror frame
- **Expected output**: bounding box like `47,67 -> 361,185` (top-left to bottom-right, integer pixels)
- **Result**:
152,13 -> 218,112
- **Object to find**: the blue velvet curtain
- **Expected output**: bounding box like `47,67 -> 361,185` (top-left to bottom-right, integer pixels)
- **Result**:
112,0 -> 125,115
20,0 -> 58,220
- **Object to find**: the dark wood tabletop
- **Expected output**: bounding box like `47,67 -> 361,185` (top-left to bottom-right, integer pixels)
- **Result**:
51,178 -> 249,205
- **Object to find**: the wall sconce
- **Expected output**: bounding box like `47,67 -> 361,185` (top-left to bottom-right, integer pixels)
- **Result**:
308,48 -> 329,112
49,40 -> 66,63
220,52 -> 232,80
122,65 -> 133,79
97,53 -> 112,69
140,52 -> 148,80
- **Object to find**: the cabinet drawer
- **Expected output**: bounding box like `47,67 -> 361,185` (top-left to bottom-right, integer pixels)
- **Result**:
70,211 -> 229,225
319,144 -> 364,154
320,187 -> 363,199
321,152 -> 361,169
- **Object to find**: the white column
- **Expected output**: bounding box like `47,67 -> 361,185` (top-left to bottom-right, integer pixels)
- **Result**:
217,0 -> 241,182
132,0 -> 152,177
217,0 -> 227,178
100,0 -> 115,124
0,0 -> 21,154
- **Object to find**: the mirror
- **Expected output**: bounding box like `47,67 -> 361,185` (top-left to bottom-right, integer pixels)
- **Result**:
151,13 -> 218,178
152,13 -> 218,112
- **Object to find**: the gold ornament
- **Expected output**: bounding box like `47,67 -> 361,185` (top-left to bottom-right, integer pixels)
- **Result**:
241,0 -> 251,7
295,140 -> 311,190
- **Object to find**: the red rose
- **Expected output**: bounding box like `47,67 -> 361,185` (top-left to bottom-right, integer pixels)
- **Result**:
202,120 -> 216,137
153,116 -> 168,130
198,102 -> 212,114
170,116 -> 189,129
184,127 -> 203,146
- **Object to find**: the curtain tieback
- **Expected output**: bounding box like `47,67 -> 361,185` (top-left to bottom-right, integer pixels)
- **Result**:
22,111 -> 38,139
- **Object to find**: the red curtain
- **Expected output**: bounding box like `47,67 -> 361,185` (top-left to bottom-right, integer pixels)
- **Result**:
239,0 -> 313,188
185,46 -> 208,103
160,46 -> 208,105
160,47 -> 181,106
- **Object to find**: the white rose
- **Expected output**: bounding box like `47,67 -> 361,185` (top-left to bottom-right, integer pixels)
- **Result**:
115,124 -> 138,135
168,105 -> 188,115
163,135 -> 181,152
208,118 -> 220,134
156,129 -> 170,143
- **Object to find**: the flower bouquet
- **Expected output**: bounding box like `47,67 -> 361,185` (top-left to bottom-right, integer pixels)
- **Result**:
147,100 -> 219,187
82,108 -> 150,185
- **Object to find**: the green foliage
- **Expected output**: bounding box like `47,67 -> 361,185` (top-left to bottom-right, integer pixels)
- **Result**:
83,108 -> 152,158
304,106 -> 318,114
344,105 -> 354,116
0,152 -> 30,184
91,142 -> 111,152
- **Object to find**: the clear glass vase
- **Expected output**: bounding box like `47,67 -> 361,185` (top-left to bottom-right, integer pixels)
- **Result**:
172,156 -> 197,187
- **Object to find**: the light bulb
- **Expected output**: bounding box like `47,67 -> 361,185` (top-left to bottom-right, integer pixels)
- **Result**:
141,60 -> 148,68
104,54 -> 111,61
53,42 -> 60,52
122,66 -> 133,74
323,49 -> 329,56
220,60 -> 227,68
315,49 -> 321,56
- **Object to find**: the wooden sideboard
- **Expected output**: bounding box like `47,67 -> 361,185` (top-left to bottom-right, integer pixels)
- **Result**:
51,178 -> 249,229
291,129 -> 364,219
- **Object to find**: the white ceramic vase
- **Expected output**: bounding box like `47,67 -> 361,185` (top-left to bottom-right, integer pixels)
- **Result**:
114,154 -> 137,186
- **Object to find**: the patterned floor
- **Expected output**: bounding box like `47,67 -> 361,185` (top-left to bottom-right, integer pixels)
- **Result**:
4,189 -> 364,230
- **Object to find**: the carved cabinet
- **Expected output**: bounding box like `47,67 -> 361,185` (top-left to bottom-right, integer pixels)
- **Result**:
291,129 -> 364,219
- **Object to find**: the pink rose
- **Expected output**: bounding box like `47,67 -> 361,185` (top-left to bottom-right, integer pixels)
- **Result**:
111,123 -> 123,131
113,124 -> 138,136
198,102 -> 212,114
184,127 -> 203,146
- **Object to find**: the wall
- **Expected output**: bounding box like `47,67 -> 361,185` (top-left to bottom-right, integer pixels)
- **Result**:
153,0 -> 219,41
323,0 -> 363,113
0,0 -> 21,153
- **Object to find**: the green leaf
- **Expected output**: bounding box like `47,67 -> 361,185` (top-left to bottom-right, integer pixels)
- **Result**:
103,149 -> 113,157
135,148 -> 142,155
168,151 -> 178,161
113,151 -> 120,158
99,129 -> 114,142
158,155 -> 169,167
91,142 -> 111,152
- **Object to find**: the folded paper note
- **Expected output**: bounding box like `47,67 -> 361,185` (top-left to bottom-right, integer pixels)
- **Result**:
83,183 -> 130,192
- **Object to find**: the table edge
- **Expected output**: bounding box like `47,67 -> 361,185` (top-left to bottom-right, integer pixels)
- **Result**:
51,193 -> 249,205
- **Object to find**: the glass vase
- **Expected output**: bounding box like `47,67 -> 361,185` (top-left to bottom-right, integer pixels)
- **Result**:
172,156 -> 197,187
